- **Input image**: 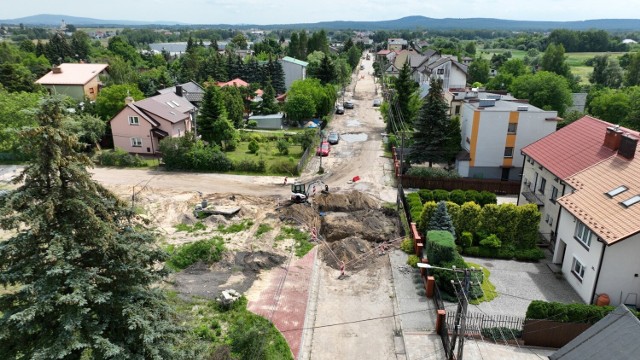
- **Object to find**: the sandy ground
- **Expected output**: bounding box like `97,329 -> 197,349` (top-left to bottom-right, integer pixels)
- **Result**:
0,52 -> 399,359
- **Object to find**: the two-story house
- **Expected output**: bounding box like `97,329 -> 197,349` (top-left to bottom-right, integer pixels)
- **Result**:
109,90 -> 195,155
519,116 -> 640,307
457,95 -> 559,181
35,63 -> 108,100
387,38 -> 408,52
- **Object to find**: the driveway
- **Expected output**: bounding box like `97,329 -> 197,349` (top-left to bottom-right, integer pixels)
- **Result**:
462,251 -> 583,317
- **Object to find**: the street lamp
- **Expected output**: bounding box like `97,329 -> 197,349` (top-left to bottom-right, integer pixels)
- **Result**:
417,263 -> 457,271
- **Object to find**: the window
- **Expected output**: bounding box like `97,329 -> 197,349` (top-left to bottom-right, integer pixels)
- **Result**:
572,257 -> 585,281
621,195 -> 640,208
437,68 -> 444,75
455,105 -> 461,115
606,185 -> 628,197
504,147 -> 514,158
551,186 -> 558,203
130,138 -> 142,147
89,88 -> 95,94
538,178 -> 546,195
507,123 -> 517,134
574,221 -> 592,248
549,216 -> 553,226
545,214 -> 550,224
128,116 -> 139,125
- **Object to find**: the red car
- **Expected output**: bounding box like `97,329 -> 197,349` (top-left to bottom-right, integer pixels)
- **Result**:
316,141 -> 330,156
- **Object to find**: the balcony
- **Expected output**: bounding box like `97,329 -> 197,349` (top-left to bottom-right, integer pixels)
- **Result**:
522,189 -> 544,206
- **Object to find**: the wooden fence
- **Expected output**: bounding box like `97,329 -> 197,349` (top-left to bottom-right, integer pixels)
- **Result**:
522,319 -> 591,348
400,176 -> 522,195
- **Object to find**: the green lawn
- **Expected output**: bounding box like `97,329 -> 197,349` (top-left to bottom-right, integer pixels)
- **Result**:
466,262 -> 497,305
479,49 -> 527,60
225,141 -> 304,162
565,52 -> 626,66
571,66 -> 593,85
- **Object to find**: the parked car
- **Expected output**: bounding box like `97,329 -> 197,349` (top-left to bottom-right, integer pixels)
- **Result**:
316,141 -> 330,156
335,105 -> 345,114
327,132 -> 339,145
373,98 -> 382,107
343,101 -> 354,109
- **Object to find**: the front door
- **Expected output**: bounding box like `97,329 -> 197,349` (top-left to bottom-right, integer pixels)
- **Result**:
501,167 -> 511,181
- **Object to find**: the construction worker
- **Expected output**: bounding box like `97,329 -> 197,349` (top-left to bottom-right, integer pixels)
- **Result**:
340,261 -> 345,278
284,177 -> 288,186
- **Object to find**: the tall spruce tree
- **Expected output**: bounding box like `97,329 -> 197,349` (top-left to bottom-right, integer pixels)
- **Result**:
0,96 -> 186,359
316,54 -> 335,85
393,61 -> 417,127
409,77 -> 452,167
199,85 -> 225,143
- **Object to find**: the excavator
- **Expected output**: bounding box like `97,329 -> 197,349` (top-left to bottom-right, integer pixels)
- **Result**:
290,179 -> 328,203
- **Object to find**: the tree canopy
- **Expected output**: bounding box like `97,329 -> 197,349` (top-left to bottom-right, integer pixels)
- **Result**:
0,96 -> 188,359
510,71 -> 572,116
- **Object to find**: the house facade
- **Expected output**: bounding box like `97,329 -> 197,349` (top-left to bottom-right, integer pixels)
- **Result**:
280,56 -> 308,90
519,116 -> 624,244
387,38 -> 408,52
109,91 -> 195,155
35,63 -> 108,100
519,117 -> 640,307
457,96 -> 558,181
423,57 -> 467,90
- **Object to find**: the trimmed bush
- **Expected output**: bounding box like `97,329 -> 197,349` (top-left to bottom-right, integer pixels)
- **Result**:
418,201 -> 438,234
276,138 -> 289,155
449,189 -> 466,205
479,191 -> 497,206
407,255 -> 419,268
426,230 -> 457,265
269,158 -> 299,175
417,189 -> 434,203
480,234 -> 502,248
400,238 -> 414,254
464,190 -> 481,203
432,189 -> 450,202
460,231 -> 474,248
406,192 -> 423,223
514,248 -> 545,261
526,300 -> 618,324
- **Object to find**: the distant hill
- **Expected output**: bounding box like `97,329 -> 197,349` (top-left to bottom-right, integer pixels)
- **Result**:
1,14 -> 639,31
0,14 -> 185,26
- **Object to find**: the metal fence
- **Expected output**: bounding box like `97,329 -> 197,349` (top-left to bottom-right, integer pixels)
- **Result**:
433,285 -> 452,357
446,310 -> 525,338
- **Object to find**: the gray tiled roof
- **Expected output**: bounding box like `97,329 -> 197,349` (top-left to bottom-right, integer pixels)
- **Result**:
134,92 -> 194,124
550,305 -> 640,360
158,81 -> 205,104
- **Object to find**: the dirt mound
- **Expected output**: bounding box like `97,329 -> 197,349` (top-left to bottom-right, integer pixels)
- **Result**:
278,203 -> 321,229
321,210 -> 398,242
313,191 -> 379,212
320,236 -> 384,271
238,251 -> 287,272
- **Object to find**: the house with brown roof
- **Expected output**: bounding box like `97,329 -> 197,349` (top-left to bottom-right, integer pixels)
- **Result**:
35,63 -> 108,100
109,90 -> 195,155
519,116 -> 640,307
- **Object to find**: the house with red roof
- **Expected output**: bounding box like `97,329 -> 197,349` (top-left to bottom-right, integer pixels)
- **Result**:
520,116 -> 640,306
109,89 -> 195,155
35,63 -> 108,100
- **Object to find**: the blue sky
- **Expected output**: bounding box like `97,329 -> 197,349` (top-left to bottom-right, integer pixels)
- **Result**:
4,0 -> 640,25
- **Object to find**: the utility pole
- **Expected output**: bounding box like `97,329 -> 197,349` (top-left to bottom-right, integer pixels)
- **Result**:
449,268 -> 474,360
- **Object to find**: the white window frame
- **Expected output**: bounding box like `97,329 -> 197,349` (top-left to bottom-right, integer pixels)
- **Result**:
572,257 -> 585,281
130,137 -> 142,147
128,116 -> 139,125
574,221 -> 592,248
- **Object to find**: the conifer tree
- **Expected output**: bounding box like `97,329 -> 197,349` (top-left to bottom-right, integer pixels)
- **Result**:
199,85 -> 225,143
428,201 -> 456,235
0,96 -> 186,359
409,77 -> 453,167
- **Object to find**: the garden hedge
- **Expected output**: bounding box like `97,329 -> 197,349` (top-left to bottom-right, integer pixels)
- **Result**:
524,300 -> 635,324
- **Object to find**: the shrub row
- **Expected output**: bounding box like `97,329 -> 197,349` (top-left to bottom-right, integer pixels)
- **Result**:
525,300 -> 625,324
406,167 -> 461,179
417,189 -> 497,206
97,148 -> 146,167
481,327 -> 522,341
166,236 -> 225,271
160,136 -> 233,172
233,159 -> 266,173
463,246 -> 545,262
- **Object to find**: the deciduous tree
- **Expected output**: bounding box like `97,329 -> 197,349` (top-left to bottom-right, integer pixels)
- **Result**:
510,71 -> 572,116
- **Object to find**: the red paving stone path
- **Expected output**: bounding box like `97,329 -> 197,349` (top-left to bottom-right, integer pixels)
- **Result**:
247,247 -> 316,359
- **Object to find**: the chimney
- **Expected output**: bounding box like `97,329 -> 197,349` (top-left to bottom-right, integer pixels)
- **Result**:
125,96 -> 134,105
175,85 -> 183,97
603,126 -> 623,150
617,133 -> 638,159
52,66 -> 62,74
